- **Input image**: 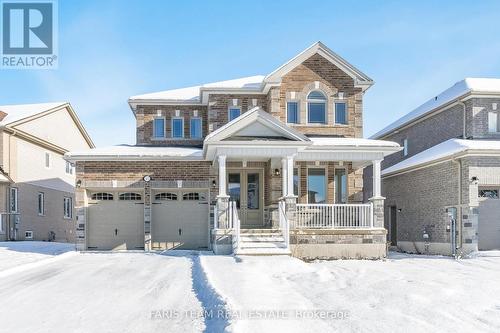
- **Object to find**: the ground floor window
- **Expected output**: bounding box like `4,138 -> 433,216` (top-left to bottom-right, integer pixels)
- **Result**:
307,168 -> 326,203
479,188 -> 499,199
38,192 -> 45,216
63,197 -> 72,219
25,230 -> 33,239
10,187 -> 18,213
293,168 -> 300,197
335,168 -> 347,203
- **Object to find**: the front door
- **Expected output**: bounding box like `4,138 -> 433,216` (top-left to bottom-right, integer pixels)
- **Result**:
227,169 -> 263,227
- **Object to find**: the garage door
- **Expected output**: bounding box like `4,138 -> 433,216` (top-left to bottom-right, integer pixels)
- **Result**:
152,190 -> 209,250
478,189 -> 500,250
87,192 -> 144,250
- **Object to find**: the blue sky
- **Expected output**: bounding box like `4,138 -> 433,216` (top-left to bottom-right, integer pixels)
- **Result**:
2,0 -> 500,146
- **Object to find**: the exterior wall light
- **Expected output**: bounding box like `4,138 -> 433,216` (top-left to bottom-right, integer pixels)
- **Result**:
212,180 -> 217,188
76,180 -> 82,188
274,169 -> 281,176
470,176 -> 479,184
143,175 -> 152,182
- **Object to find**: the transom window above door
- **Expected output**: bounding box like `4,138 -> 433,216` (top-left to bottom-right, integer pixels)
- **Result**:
479,188 -> 499,199
307,91 -> 327,124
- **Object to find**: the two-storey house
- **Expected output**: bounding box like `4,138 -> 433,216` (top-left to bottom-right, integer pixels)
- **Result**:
65,42 -> 400,259
366,78 -> 500,256
0,102 -> 94,242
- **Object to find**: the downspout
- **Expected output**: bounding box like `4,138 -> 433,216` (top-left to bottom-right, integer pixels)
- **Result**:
452,158 -> 463,256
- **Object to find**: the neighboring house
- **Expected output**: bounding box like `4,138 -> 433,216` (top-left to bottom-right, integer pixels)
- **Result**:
65,42 -> 400,259
366,78 -> 500,256
0,102 -> 94,243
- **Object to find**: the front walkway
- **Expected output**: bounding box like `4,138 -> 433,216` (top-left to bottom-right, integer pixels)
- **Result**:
1,243 -> 499,332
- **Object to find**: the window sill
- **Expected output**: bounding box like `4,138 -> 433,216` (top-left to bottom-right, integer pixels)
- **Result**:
289,123 -> 350,127
63,217 -> 73,220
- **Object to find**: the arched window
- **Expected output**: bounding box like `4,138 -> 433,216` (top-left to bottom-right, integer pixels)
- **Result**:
182,192 -> 206,201
155,192 -> 178,201
119,192 -> 142,201
307,91 -> 327,124
91,193 -> 114,201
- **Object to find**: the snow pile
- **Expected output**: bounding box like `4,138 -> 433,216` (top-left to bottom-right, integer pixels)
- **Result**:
382,139 -> 500,175
0,241 -> 75,273
201,252 -> 500,332
371,78 -> 500,139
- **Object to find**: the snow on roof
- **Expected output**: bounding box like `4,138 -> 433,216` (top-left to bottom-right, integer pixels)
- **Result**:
0,102 -> 67,125
129,75 -> 265,102
382,139 -> 500,176
371,78 -> 500,139
65,145 -> 204,161
310,137 -> 400,148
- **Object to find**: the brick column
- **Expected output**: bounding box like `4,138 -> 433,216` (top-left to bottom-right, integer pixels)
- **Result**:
369,197 -> 385,228
144,181 -> 152,251
74,186 -> 86,251
216,195 -> 230,228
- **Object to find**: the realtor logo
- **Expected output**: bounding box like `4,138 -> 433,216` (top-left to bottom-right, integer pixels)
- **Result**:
1,0 -> 58,69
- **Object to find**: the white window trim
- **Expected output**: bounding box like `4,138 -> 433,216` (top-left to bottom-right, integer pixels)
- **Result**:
25,230 -> 33,240
38,192 -> 45,216
65,161 -> 74,175
228,107 -> 241,122
307,90 -> 328,124
306,166 -> 328,204
153,117 -> 166,139
488,111 -> 500,133
286,101 -> 300,124
333,101 -> 348,125
403,138 -> 409,156
63,197 -> 72,219
190,117 -> 203,139
334,167 -> 348,204
10,187 -> 18,213
171,117 -> 184,138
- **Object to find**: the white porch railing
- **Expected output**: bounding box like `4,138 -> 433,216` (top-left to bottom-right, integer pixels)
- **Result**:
229,201 -> 241,252
295,203 -> 373,229
278,200 -> 290,249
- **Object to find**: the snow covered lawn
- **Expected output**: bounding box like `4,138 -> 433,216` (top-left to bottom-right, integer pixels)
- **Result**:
202,252 -> 500,332
0,241 -> 75,274
1,244 -> 500,333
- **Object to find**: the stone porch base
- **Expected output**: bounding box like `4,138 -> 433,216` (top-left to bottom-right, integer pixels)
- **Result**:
211,228 -> 388,259
290,228 -> 387,260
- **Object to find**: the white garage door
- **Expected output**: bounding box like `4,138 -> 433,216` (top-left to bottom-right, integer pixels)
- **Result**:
87,192 -> 144,250
152,190 -> 209,250
478,188 -> 500,250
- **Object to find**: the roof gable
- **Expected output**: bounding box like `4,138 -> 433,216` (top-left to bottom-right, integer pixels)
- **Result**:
204,107 -> 310,143
264,41 -> 373,90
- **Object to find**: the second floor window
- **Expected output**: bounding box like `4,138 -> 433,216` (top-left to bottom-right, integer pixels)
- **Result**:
172,118 -> 184,138
229,108 -> 241,121
287,102 -> 299,124
307,91 -> 327,124
190,118 -> 202,139
488,112 -> 499,133
335,102 -> 347,125
45,152 -> 51,168
38,192 -> 45,216
153,118 -> 165,138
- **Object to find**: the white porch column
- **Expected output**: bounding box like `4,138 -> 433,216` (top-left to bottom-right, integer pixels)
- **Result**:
372,159 -> 382,198
286,156 -> 294,197
281,157 -> 288,197
218,155 -> 227,197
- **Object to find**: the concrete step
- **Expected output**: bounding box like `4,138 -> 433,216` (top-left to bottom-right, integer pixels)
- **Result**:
240,229 -> 281,234
238,241 -> 287,249
235,247 -> 291,256
240,236 -> 285,242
